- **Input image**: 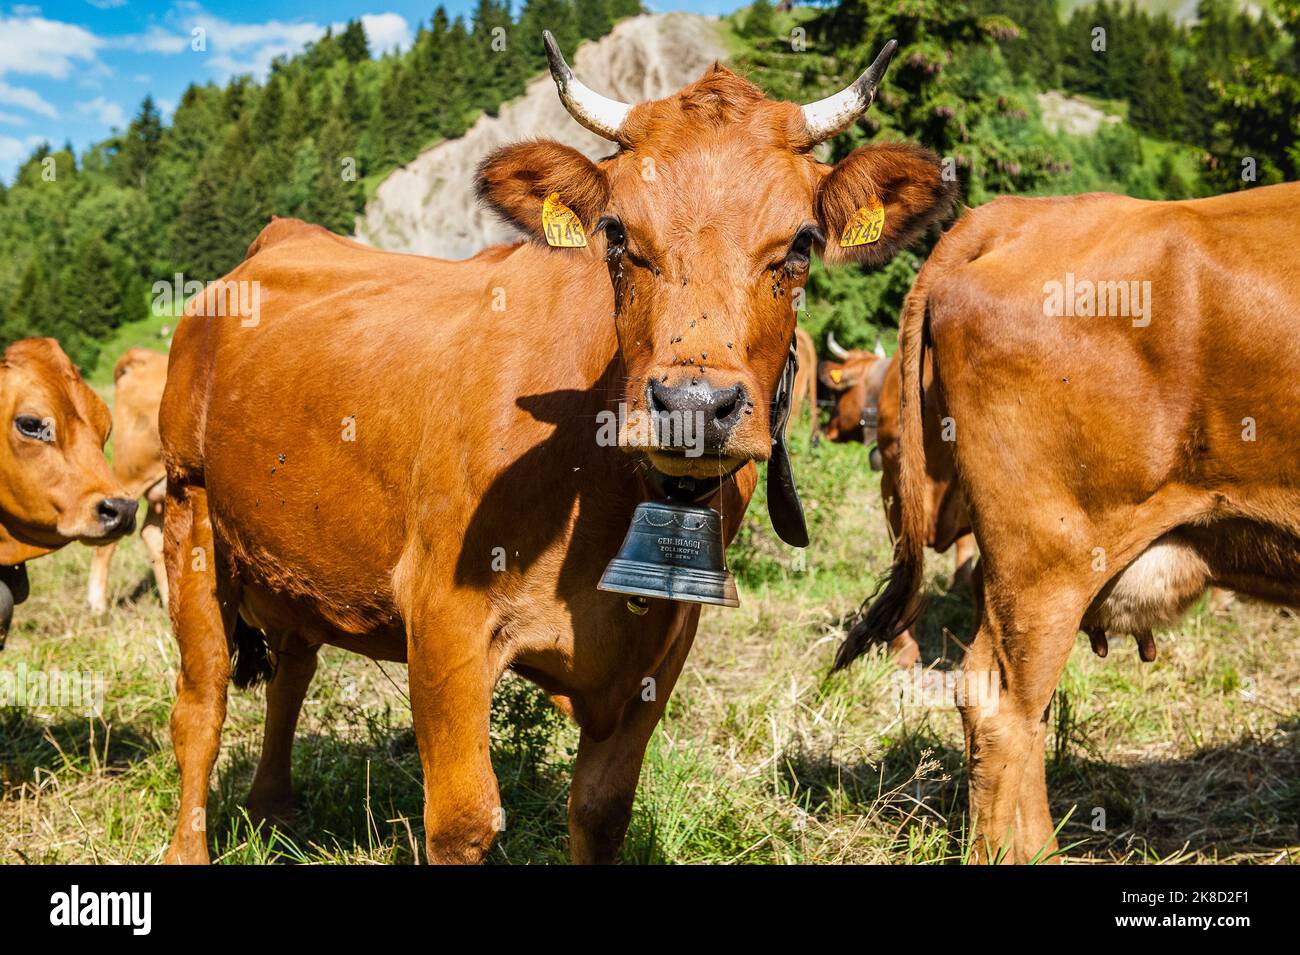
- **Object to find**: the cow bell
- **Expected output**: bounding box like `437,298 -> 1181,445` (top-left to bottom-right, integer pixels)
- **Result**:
598,500 -> 738,608
0,563 -> 30,651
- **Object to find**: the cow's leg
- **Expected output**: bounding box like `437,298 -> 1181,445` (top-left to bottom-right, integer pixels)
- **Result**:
142,487 -> 168,608
951,533 -> 976,592
887,630 -> 920,668
245,632 -> 319,829
163,483 -> 235,865
406,607 -> 499,864
961,580 -> 1086,864
568,612 -> 697,863
86,538 -> 119,613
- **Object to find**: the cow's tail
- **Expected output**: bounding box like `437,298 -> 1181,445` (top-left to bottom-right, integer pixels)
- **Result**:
833,266 -> 937,670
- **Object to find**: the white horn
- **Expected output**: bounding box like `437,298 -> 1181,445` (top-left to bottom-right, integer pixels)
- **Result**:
826,330 -> 851,361
544,30 -> 631,143
801,40 -> 898,145
873,333 -> 886,359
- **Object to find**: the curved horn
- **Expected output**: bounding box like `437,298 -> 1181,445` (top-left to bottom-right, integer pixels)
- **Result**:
543,30 -> 631,142
801,40 -> 898,144
826,330 -> 851,361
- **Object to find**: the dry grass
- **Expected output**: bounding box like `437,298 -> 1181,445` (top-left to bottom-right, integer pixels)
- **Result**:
1,435 -> 1297,864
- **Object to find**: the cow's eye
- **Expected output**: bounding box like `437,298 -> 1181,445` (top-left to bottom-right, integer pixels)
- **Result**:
15,415 -> 52,442
786,224 -> 823,267
597,216 -> 626,251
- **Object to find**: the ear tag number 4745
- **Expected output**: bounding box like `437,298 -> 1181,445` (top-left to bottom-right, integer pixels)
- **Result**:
840,196 -> 885,248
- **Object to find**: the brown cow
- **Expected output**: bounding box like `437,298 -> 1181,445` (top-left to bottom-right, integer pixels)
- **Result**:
158,35 -> 954,864
785,326 -> 819,445
86,348 -> 169,613
872,349 -> 1195,666
839,183 -> 1300,863
0,338 -> 138,645
819,330 -> 889,446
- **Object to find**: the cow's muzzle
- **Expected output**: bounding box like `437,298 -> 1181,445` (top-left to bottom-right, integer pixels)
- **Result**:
0,563 -> 31,650
96,497 -> 139,539
598,341 -> 811,611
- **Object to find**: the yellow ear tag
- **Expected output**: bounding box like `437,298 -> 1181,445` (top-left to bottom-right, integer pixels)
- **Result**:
542,193 -> 587,248
839,196 -> 886,247
830,369 -> 843,384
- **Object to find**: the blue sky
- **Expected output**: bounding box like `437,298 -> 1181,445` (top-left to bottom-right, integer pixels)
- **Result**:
0,0 -> 746,181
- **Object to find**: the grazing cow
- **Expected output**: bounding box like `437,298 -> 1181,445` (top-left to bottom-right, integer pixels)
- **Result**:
785,326 -> 819,445
818,330 -> 889,447
0,338 -> 138,646
158,34 -> 954,864
838,184 -> 1300,863
87,348 -> 169,613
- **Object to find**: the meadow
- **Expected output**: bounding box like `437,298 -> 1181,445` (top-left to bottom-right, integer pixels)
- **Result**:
2,427 -> 1295,864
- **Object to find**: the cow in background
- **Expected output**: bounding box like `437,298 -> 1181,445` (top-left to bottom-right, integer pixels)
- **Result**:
0,338 -> 137,646
818,330 -> 890,449
785,326 -> 819,445
87,348 -> 168,613
839,183 -> 1300,862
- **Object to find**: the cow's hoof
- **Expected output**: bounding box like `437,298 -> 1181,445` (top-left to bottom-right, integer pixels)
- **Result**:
888,632 -> 920,668
245,796 -> 298,836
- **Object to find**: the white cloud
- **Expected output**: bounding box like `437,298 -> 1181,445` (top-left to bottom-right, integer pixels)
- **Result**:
76,95 -> 125,128
87,0 -> 128,9
355,13 -> 412,53
131,26 -> 191,55
124,8 -> 412,79
0,81 -> 58,118
0,133 -> 44,164
0,111 -> 29,125
0,15 -> 103,79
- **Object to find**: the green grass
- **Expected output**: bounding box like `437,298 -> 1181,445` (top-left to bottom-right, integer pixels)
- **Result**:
85,299 -> 174,391
2,426 -> 1297,864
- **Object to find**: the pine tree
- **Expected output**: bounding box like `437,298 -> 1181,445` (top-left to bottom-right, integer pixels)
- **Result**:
340,19 -> 371,63
577,0 -> 613,41
114,96 -> 164,188
743,0 -> 776,40
311,115 -> 362,232
63,236 -> 127,363
609,0 -> 642,19
1130,46 -> 1183,139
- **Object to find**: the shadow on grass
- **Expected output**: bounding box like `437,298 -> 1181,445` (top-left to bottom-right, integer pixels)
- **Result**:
119,573 -> 163,608
1050,716 -> 1300,860
775,694 -> 1298,863
0,707 -> 159,789
205,681 -> 583,864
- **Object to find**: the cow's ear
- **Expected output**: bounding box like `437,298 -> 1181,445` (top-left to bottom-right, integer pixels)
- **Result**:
818,360 -> 855,392
476,141 -> 609,242
816,142 -> 956,268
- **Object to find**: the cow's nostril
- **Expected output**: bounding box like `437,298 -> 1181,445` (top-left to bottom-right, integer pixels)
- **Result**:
97,497 -> 139,535
712,386 -> 741,423
649,380 -> 672,417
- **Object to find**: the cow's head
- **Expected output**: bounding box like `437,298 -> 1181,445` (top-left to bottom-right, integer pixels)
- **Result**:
0,338 -> 137,558
820,332 -> 890,452
478,34 -> 953,484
